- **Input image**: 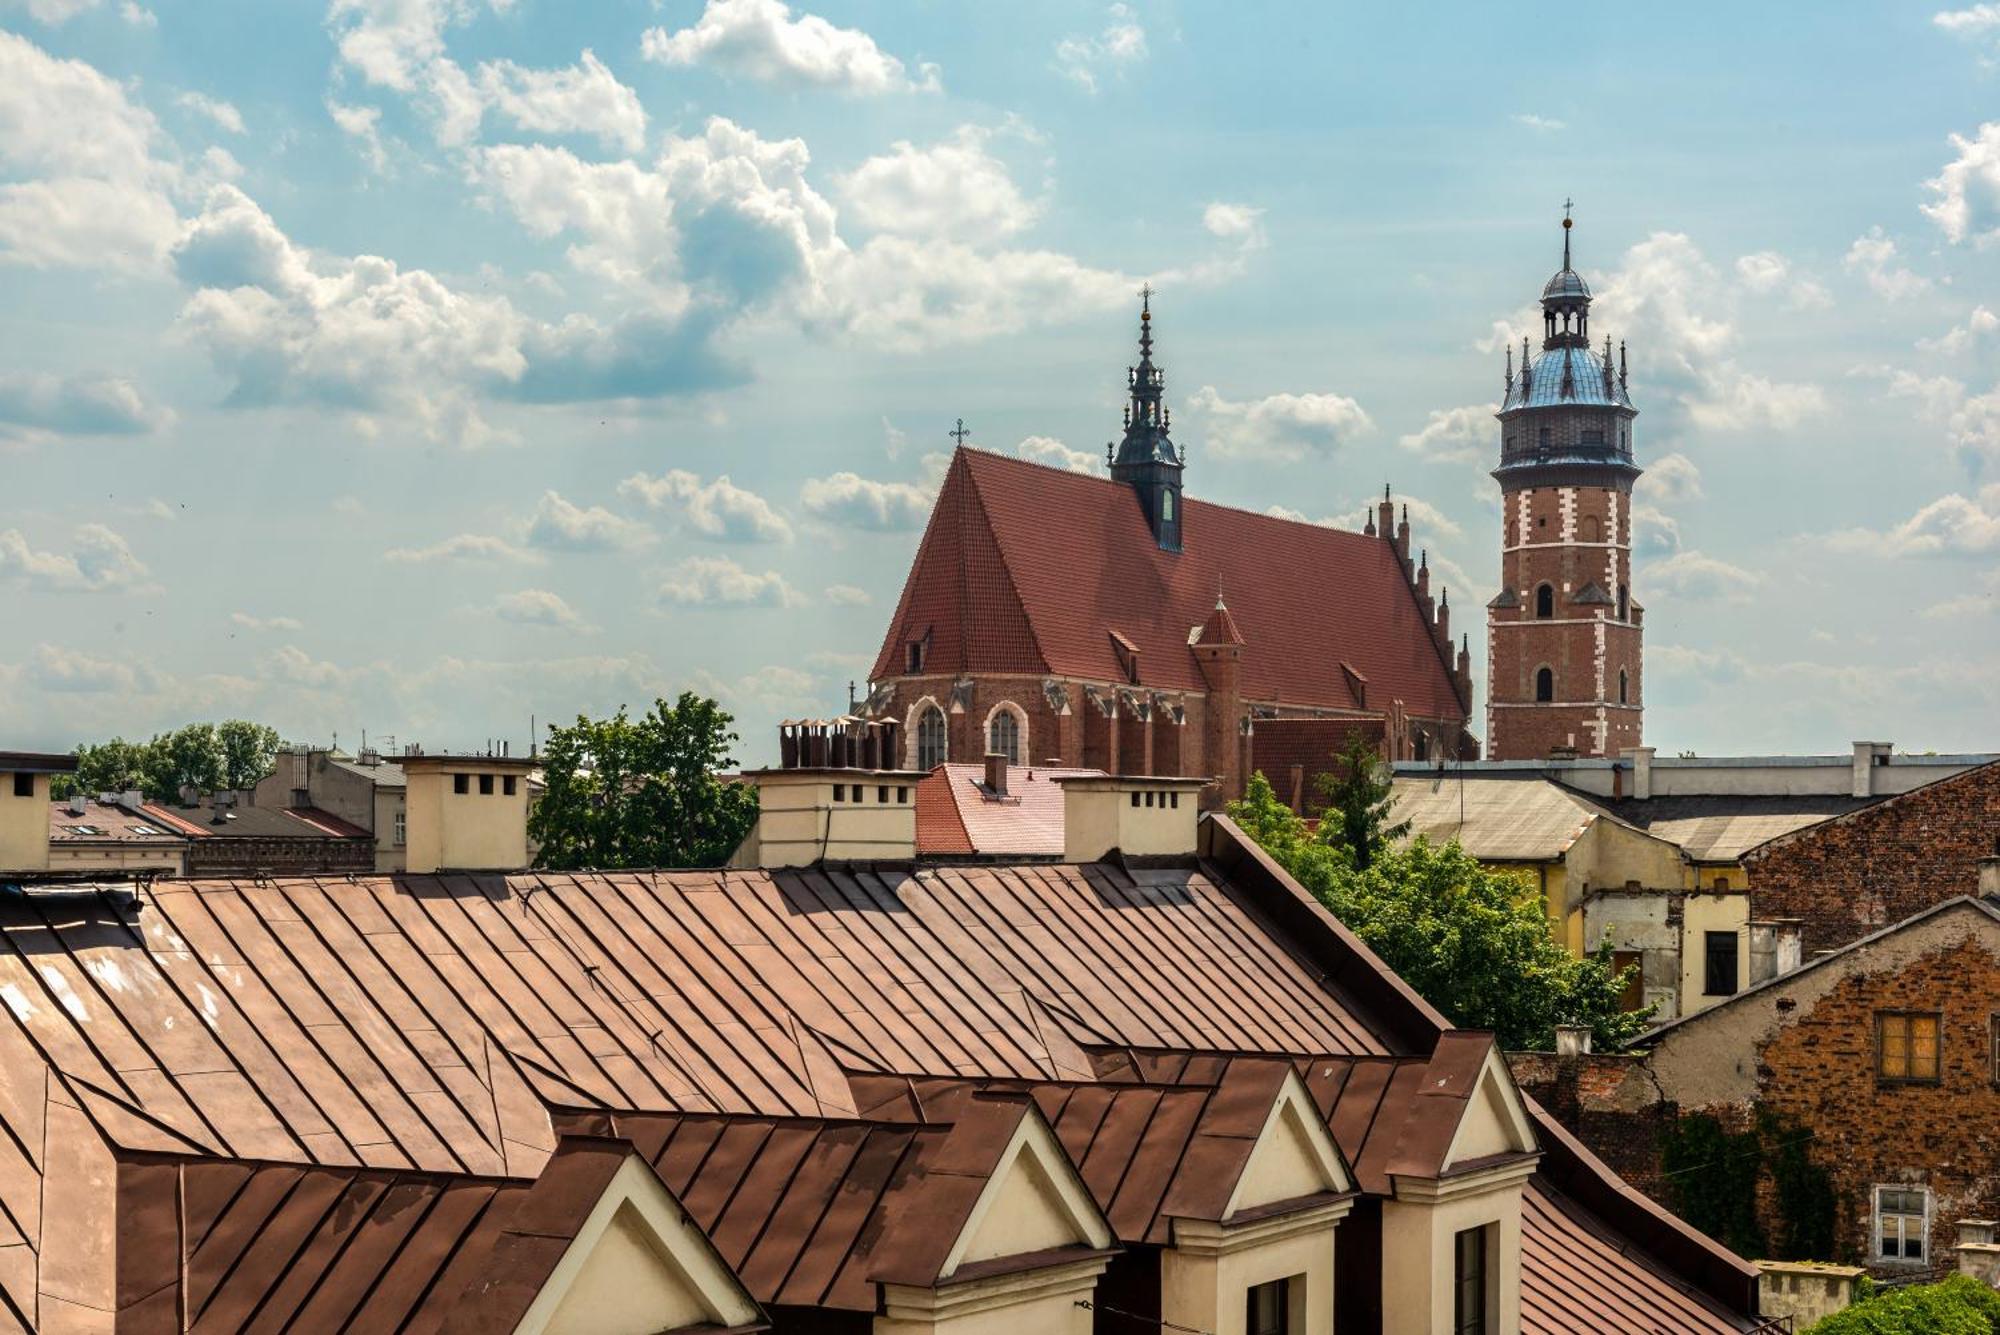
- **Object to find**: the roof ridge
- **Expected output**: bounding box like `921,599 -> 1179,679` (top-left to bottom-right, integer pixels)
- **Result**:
1741,755 -> 2000,860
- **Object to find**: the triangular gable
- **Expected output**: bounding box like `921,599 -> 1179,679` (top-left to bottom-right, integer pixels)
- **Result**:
940,1105 -> 1114,1280
1442,1049 -> 1539,1171
1224,1067 -> 1354,1217
510,1154 -> 764,1335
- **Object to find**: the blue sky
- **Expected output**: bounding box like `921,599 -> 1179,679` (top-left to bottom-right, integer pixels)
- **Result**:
2,0 -> 1998,765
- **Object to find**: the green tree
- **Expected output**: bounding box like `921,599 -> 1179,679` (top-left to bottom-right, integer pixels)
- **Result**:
217,720 -> 283,790
530,693 -> 759,870
54,738 -> 150,798
1228,773 -> 1650,1050
1313,728 -> 1410,870
1805,1274 -> 2000,1334
142,724 -> 226,800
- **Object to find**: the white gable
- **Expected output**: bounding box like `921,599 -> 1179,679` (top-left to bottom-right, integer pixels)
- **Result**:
1443,1051 -> 1539,1171
514,1155 -> 763,1335
942,1111 -> 1115,1280
1226,1069 -> 1353,1217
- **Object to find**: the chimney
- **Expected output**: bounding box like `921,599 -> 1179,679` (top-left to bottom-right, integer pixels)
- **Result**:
399,754 -> 535,873
1054,775 -> 1207,863
0,752 -> 76,872
66,794 -> 86,818
1622,746 -> 1655,801
731,722 -> 922,868
1852,741 -> 1892,798
984,753 -> 1009,798
1775,920 -> 1805,976
1554,1025 -> 1593,1058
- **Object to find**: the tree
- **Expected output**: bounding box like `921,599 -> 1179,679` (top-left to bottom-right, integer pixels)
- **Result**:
1229,773 -> 1650,1050
217,720 -> 283,790
1313,728 -> 1410,870
141,724 -> 226,801
54,738 -> 150,798
530,693 -> 759,870
1805,1274 -> 2000,1334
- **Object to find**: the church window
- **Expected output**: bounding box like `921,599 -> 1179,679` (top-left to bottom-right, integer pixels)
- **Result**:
1619,669 -> 1629,705
917,704 -> 946,770
1617,584 -> 1629,620
1535,667 -> 1554,702
1162,491 -> 1174,522
1580,515 -> 1601,542
1534,584 -> 1555,619
988,707 -> 1021,763
1414,731 -> 1430,762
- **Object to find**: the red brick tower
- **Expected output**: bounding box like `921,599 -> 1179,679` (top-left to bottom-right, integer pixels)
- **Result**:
1486,210 -> 1644,760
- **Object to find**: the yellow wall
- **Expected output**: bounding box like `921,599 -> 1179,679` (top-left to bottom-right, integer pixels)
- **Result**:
403,761 -> 531,873
1381,1180 -> 1526,1335
741,774 -> 916,866
1566,820 -> 1685,900
1062,781 -> 1203,862
48,843 -> 182,875
875,1269 -> 1103,1335
0,772 -> 50,871
1161,1217 -> 1338,1335
1676,893 -> 1752,1016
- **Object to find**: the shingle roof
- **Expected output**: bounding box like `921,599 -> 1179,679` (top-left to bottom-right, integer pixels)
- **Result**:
1391,773 -> 1639,862
46,799 -> 185,845
916,763 -> 1102,858
872,449 -> 1465,721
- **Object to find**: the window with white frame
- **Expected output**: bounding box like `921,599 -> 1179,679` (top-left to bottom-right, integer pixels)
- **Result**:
393,808 -> 406,846
1875,1186 -> 1929,1263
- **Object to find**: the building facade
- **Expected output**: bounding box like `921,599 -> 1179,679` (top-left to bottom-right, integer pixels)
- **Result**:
868,300 -> 1474,803
1486,214 -> 1645,761
251,746 -> 410,870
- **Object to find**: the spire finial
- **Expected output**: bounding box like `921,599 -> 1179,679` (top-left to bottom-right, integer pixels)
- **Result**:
1562,197 -> 1574,271
1505,343 -> 1514,390
949,418 -> 970,447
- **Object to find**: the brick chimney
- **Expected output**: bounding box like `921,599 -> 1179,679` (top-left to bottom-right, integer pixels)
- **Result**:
0,752 -> 76,873
984,753 -> 1009,797
400,753 -> 536,874
734,719 -> 924,868
1053,775 -> 1208,862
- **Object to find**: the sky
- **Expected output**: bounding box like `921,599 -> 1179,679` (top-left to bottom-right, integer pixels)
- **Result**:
2,0 -> 1998,766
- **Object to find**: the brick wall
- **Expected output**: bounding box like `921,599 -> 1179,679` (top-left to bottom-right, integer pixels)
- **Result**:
1747,759 -> 2000,954
1508,1051 -> 1677,1203
186,837 -> 375,876
1249,719 -> 1386,816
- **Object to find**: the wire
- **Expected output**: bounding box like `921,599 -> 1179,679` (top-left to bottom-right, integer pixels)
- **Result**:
1073,1299 -> 1215,1334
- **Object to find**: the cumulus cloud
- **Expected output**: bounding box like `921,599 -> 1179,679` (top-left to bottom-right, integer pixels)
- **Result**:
799,471 -> 934,530
1631,505 -> 1683,557
1202,202 -> 1266,252
1642,549 -> 1762,602
1922,304 -> 2000,355
1398,403 -> 1494,464
658,554 -> 802,607
0,524 -> 150,592
1054,4 -> 1146,93
383,533 -> 540,564
0,371 -> 171,438
230,611 -> 304,631
1184,384 -> 1372,462
524,490 -> 650,552
1733,251 -> 1832,309
495,588 -> 590,629
619,470 -> 792,543
474,51 -> 646,153
28,643 -> 153,693
327,100 -> 387,170
1635,452 -> 1703,504
837,127 -> 1039,245
1882,370 -> 2000,473
1924,122 -> 2000,245
1843,227 -> 1930,299
1017,435 -> 1100,473
1826,483 -> 2000,556
641,0 -> 939,94
822,583 -> 871,605
176,91 -> 245,135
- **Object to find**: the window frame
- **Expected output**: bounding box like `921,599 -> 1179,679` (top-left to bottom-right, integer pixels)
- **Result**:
1534,583 -> 1555,619
915,703 -> 947,771
1702,931 -> 1739,997
1876,1011 -> 1942,1085
11,773 -> 33,798
1534,666 -> 1554,703
1873,1184 -> 1931,1264
1245,1277 -> 1290,1335
1453,1224 -> 1490,1335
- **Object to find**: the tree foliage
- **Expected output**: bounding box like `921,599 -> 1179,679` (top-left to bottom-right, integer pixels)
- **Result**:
1313,728 -> 1410,870
1805,1274 -> 2000,1335
1229,771 -> 1650,1050
55,721 -> 285,800
529,693 -> 759,870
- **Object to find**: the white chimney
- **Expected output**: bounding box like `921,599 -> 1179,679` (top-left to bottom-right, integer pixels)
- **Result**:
1554,1025 -> 1593,1057
1054,775 -> 1208,863
66,794 -> 86,817
1622,746 -> 1656,801
1853,741 -> 1892,798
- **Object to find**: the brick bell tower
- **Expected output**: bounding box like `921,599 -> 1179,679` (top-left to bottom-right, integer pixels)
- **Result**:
1486,207 -> 1644,760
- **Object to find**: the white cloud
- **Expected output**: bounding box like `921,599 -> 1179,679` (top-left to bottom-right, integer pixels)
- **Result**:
1733,251 -> 1832,309
1920,571 -> 2000,619
837,126 -> 1038,245
1632,504 -> 1683,557
1826,483 -> 2000,556
327,100 -> 387,171
619,470 -> 792,543
0,372 -> 171,438
29,643 -> 151,693
9,0 -> 98,23
1017,435 -> 1100,473
118,1 -> 152,25
641,0 -> 938,94
230,611 -> 304,631
822,583 -> 871,605
658,555 -> 802,607
1202,202 -> 1266,252
1924,122 -> 2000,245
176,91 -> 245,135
1642,549 -> 1762,602
1921,304 -> 2000,355
1512,113 -> 1565,132
799,471 -> 934,530
1936,4 -> 2000,36
1054,4 -> 1147,93
383,532 -> 540,565
1883,370 -> 2000,472
1184,384 -> 1372,462
495,588 -> 590,629
1635,451 -> 1703,504
1397,403 -> 1494,464
1843,227 -> 1930,299
524,490 -> 650,552
474,51 -> 646,153
0,524 -> 150,592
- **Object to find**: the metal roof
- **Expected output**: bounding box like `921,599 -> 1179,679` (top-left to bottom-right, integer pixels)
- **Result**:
1392,773 -> 1643,862
1502,345 -> 1636,412
1541,268 -> 1592,302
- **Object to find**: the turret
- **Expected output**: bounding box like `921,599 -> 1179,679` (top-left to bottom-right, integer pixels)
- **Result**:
1109,286 -> 1185,552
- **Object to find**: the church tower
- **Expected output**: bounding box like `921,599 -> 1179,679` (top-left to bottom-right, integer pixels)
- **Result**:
1110,287 -> 1184,551
1485,210 -> 1644,760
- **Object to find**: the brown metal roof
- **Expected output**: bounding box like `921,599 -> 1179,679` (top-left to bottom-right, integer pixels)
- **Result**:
1523,1180 -> 1752,1334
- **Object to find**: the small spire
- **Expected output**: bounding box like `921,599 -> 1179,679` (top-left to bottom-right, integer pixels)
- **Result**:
1384,482 -> 1392,501
1505,343 -> 1514,390
1620,339 -> 1628,386
1439,586 -> 1449,607
1419,548 -> 1428,571
1561,197 -> 1574,272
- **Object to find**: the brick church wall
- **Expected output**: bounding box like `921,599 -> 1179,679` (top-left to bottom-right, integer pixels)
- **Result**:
1250,719 -> 1387,816
1746,760 -> 2000,955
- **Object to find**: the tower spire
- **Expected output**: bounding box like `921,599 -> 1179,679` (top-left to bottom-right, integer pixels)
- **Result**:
1562,197 -> 1573,271
1109,285 -> 1184,551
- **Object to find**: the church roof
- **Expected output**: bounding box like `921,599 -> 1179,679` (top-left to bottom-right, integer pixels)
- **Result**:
1502,345 -> 1635,412
871,448 -> 1466,720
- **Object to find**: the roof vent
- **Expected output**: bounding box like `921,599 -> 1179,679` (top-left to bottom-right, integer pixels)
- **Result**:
66,794 -> 87,817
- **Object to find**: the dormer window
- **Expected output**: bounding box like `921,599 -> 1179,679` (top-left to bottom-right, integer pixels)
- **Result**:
906,641 -> 925,674
1162,491 -> 1174,522
1110,630 -> 1141,685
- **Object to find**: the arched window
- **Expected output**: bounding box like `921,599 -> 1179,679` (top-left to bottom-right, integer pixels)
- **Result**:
1536,667 -> 1554,702
1535,584 -> 1555,619
1619,669 -> 1629,704
917,704 -> 946,770
988,707 -> 1020,763
1580,515 -> 1601,542
1161,491 -> 1174,522
1617,584 -> 1629,620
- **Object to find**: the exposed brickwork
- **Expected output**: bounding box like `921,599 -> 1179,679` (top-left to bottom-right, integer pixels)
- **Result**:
1249,718 -> 1386,816
1509,1052 -> 1678,1204
184,835 -> 374,876
1746,759 -> 2000,954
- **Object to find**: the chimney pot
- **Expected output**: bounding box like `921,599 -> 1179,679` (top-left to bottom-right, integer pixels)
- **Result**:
984,753 -> 1009,797
1554,1024 -> 1593,1057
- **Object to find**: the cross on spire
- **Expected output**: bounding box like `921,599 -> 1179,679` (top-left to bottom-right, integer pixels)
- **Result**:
1561,197 -> 1574,270
949,418 -> 970,447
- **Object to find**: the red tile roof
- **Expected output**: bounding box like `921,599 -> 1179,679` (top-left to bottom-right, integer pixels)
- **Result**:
916,763 -> 1103,857
872,449 -> 1465,720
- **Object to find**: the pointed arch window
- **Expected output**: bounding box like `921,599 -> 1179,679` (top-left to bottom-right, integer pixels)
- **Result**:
917,704 -> 947,770
1619,669 -> 1629,705
1535,584 -> 1555,619
1617,584 -> 1629,620
988,707 -> 1021,763
1536,667 -> 1555,703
